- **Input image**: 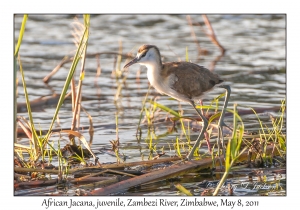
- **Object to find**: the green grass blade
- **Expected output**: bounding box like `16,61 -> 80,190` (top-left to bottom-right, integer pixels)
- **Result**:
15,14 -> 28,56
175,137 -> 182,157
230,104 -> 238,159
44,26 -> 89,140
148,99 -> 180,118
70,15 -> 90,133
251,107 -> 267,140
235,126 -> 244,157
179,117 -> 191,145
17,55 -> 39,155
225,138 -> 231,171
175,183 -> 193,196
83,14 -> 90,28
185,47 -> 189,62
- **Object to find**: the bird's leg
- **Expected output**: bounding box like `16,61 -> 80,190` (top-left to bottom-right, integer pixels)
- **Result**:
217,85 -> 231,160
186,101 -> 208,160
199,100 -> 212,154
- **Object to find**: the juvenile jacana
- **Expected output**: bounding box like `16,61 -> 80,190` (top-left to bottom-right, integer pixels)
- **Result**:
124,44 -> 230,160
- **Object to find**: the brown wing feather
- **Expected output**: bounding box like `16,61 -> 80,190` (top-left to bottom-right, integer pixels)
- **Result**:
162,62 -> 223,98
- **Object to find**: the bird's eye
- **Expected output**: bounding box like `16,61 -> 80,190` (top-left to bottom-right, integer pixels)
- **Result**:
141,53 -> 146,58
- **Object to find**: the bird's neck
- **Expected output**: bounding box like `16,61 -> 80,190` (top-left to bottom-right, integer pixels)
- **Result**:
144,61 -> 163,87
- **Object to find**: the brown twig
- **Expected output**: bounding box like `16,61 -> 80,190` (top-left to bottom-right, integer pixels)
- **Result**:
209,52 -> 225,72
186,15 -> 205,57
94,54 -> 102,85
43,56 -> 71,84
43,52 -> 134,84
88,145 -> 279,195
202,15 -> 226,54
16,117 -> 32,140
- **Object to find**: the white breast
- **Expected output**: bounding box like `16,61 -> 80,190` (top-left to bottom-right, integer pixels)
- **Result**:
145,63 -> 165,93
144,63 -> 190,102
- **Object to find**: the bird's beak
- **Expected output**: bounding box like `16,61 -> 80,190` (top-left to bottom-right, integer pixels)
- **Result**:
123,56 -> 138,69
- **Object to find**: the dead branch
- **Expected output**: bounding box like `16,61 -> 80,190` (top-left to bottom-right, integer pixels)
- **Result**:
202,15 -> 226,54
88,145 -> 279,195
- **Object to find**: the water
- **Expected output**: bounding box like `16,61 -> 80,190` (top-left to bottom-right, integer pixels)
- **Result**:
14,14 -> 286,196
